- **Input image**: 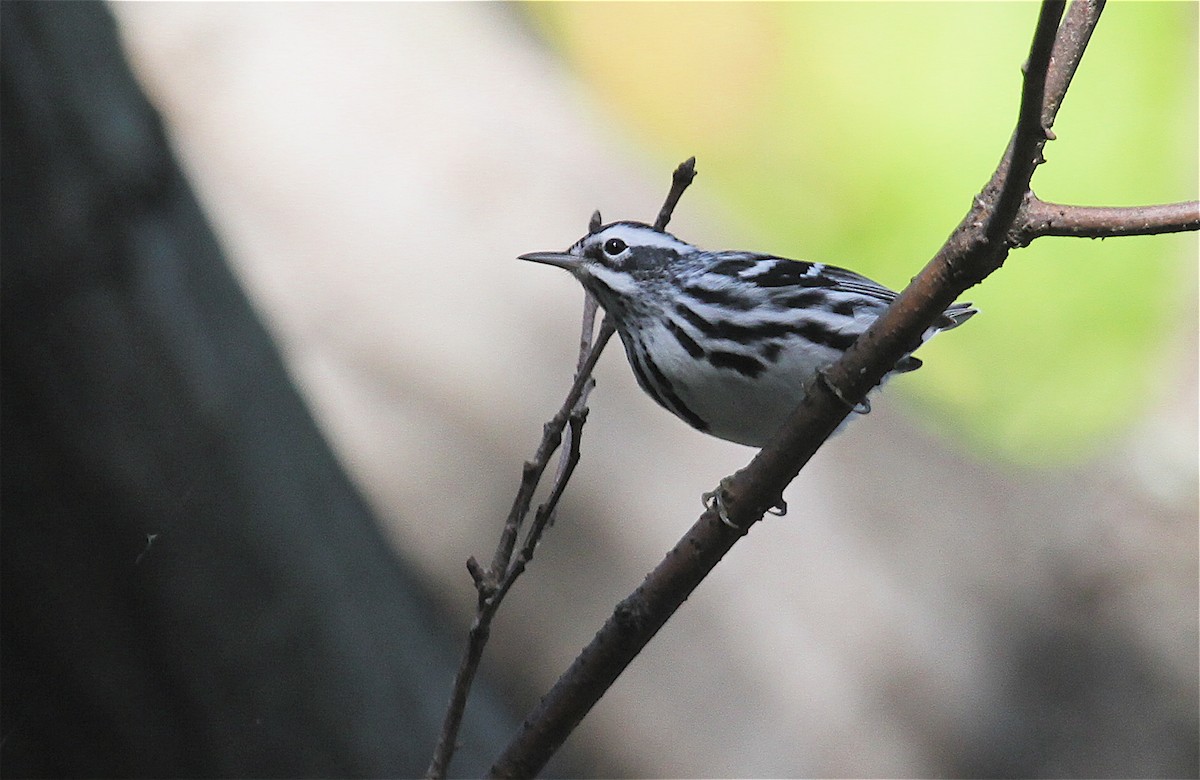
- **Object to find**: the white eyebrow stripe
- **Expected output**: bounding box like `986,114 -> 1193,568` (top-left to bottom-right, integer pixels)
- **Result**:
588,223 -> 696,253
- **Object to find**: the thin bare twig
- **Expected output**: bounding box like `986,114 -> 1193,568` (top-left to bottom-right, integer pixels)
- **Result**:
427,161 -> 699,779
485,2 -> 1198,776
654,157 -> 697,231
1042,0 -> 1105,126
426,299 -> 610,779
482,317 -> 602,595
489,316 -> 615,608
1018,198 -> 1200,242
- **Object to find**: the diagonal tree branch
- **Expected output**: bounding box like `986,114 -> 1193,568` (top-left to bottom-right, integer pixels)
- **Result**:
1041,0 -> 1104,125
728,0 -> 1083,518
986,0 -> 1068,246
486,1 -> 1200,776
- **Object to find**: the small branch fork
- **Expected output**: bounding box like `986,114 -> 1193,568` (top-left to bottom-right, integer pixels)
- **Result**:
425,160 -> 698,779
485,1 -> 1198,777
425,297 -> 612,780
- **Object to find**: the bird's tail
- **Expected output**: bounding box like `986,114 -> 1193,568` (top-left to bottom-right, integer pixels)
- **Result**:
939,302 -> 977,330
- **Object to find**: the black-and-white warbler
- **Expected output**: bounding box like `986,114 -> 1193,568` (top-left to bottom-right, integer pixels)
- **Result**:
521,218 -> 976,449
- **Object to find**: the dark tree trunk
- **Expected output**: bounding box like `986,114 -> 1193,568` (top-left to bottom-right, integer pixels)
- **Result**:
0,2 -> 517,776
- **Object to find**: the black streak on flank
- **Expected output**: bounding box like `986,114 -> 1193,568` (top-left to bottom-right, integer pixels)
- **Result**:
831,299 -> 860,317
760,342 -> 782,362
642,350 -> 710,431
794,321 -> 859,352
675,303 -> 792,342
625,342 -> 671,413
676,302 -> 861,352
708,350 -> 766,378
626,334 -> 710,432
682,284 -> 758,311
666,320 -> 705,359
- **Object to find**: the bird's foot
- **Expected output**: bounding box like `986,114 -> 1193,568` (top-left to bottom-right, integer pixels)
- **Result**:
702,478 -> 741,530
818,368 -> 871,414
702,479 -> 787,529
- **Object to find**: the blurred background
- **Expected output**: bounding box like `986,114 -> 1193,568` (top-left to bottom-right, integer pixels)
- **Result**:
5,2 -> 1195,777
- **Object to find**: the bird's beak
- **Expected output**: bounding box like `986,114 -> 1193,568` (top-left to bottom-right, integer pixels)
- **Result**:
518,251 -> 581,270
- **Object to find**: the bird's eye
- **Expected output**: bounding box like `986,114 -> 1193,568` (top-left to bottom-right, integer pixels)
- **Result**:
603,238 -> 627,256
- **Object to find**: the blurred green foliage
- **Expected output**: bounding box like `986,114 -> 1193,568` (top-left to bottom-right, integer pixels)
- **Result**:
526,2 -> 1198,465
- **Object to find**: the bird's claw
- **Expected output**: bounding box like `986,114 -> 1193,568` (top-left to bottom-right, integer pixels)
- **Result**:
702,480 -> 787,529
702,485 -> 740,530
817,368 -> 871,414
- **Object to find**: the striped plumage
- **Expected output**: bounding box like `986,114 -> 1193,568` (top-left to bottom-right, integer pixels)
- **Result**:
521,220 -> 975,448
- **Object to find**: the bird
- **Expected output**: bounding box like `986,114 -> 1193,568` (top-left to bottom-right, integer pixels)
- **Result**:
520,218 -> 976,451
